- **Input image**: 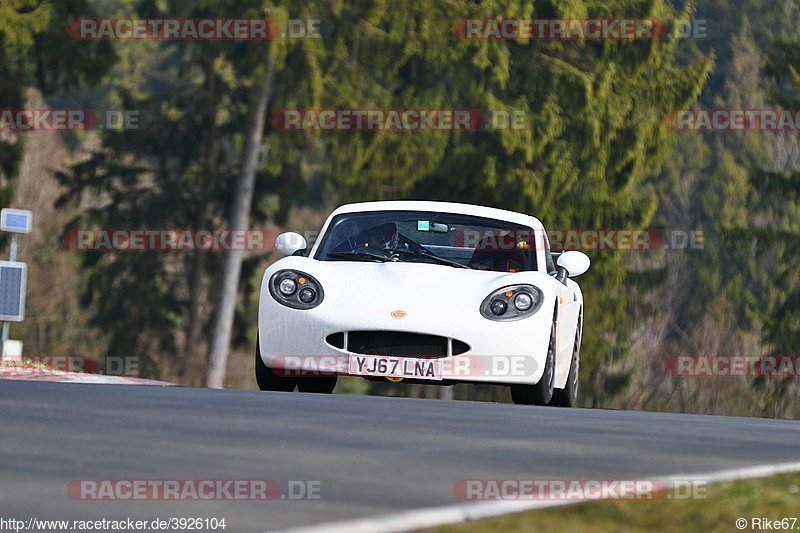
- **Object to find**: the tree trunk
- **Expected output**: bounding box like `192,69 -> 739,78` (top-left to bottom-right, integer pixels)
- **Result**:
180,139 -> 218,383
205,55 -> 275,388
180,58 -> 220,383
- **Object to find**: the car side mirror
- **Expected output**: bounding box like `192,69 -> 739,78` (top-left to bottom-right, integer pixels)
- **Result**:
556,251 -> 590,284
275,232 -> 307,257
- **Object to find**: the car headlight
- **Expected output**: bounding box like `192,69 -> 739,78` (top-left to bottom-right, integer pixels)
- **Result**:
269,270 -> 324,309
514,292 -> 532,311
480,284 -> 543,321
279,278 -> 297,296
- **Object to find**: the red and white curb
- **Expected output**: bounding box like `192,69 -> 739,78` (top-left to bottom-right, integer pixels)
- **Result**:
0,366 -> 172,385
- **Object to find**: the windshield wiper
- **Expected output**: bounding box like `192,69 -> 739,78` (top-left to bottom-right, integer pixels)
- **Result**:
328,251 -> 389,263
382,247 -> 467,268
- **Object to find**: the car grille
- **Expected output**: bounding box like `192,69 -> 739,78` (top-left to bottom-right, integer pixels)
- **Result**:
326,331 -> 470,358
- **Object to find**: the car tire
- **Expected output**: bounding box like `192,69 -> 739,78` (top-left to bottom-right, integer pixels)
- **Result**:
510,321 -> 556,406
551,315 -> 581,408
297,376 -> 337,394
255,337 -> 297,392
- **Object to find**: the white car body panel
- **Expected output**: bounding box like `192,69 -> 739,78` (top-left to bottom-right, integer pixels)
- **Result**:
258,200 -> 584,389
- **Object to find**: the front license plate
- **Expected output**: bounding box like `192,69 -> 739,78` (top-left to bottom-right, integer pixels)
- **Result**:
349,355 -> 443,381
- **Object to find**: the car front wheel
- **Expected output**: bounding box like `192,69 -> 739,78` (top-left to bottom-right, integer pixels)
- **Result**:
551,316 -> 581,407
510,321 -> 556,406
255,337 -> 297,392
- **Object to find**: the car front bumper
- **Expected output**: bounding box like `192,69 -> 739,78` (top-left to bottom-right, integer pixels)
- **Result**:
257,292 -> 552,386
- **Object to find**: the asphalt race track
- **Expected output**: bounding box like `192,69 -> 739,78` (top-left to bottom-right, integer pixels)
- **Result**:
1,380 -> 799,532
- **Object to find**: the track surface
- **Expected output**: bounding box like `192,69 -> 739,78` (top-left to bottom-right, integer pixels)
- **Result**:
1,380 -> 799,532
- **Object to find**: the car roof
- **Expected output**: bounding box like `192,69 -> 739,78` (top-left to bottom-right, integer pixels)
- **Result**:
328,200 -> 544,230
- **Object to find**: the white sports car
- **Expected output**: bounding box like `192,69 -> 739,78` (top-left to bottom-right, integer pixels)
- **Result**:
256,201 -> 589,406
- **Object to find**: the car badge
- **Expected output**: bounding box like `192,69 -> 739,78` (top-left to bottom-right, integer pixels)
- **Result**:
391,309 -> 407,319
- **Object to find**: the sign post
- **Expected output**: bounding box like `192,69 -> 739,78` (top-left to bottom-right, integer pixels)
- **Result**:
0,208 -> 32,360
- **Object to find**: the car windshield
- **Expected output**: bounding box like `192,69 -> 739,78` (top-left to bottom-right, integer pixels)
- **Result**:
314,210 -> 537,272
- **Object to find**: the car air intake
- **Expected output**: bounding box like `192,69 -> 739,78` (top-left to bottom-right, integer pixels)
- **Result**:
452,339 -> 470,355
342,331 -> 470,359
325,332 -> 345,349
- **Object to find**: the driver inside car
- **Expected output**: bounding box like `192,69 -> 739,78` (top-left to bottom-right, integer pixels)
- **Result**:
353,222 -> 425,253
358,222 -> 400,249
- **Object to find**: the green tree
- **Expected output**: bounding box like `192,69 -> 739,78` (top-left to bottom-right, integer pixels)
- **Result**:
637,0 -> 800,418
0,0 -> 51,206
308,0 -> 712,403
56,0 -> 328,383
55,0 -> 712,398
747,19 -> 800,416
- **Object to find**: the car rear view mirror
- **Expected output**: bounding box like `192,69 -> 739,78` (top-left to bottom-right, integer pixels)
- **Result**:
556,250 -> 590,283
417,221 -> 448,233
275,232 -> 308,256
